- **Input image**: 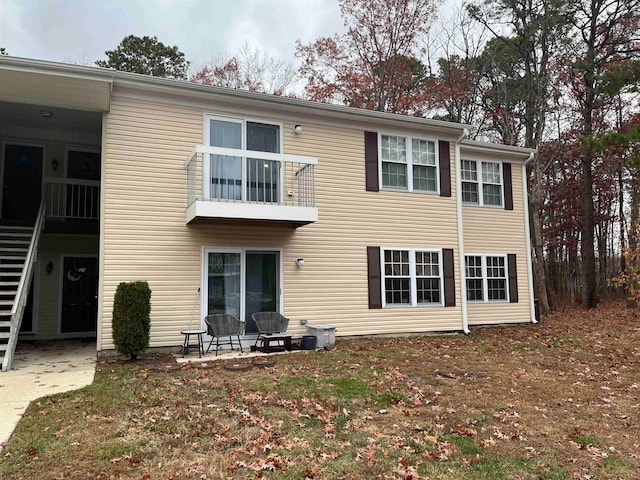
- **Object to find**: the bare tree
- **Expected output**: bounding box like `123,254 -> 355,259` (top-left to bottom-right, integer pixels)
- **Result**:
192,43 -> 296,95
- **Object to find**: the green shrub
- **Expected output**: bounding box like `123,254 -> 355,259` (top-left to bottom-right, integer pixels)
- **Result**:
112,281 -> 151,359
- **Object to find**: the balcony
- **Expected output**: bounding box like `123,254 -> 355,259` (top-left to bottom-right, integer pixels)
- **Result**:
185,145 -> 318,226
44,178 -> 100,234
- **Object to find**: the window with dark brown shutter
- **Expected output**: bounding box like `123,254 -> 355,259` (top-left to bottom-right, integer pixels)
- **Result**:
508,253 -> 518,302
503,162 -> 513,210
365,132 -> 379,192
367,246 -> 382,308
443,248 -> 456,307
438,140 -> 451,197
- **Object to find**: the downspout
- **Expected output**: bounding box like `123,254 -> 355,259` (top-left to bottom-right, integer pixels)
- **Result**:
455,129 -> 471,334
522,152 -> 538,323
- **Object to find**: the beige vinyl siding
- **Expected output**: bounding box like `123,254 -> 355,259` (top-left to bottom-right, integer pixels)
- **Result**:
100,94 -> 463,350
462,158 -> 532,325
34,235 -> 99,339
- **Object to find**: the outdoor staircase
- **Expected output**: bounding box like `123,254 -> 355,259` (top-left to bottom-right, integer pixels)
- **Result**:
0,193 -> 45,371
0,226 -> 34,370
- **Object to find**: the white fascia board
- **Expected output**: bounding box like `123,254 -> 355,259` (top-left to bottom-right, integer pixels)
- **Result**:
460,140 -> 537,159
186,201 -> 318,224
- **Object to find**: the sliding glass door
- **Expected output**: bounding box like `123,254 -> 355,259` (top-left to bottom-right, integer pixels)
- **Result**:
206,116 -> 281,203
206,252 -> 241,318
246,122 -> 280,203
245,252 -> 279,334
205,249 -> 280,335
209,118 -> 242,200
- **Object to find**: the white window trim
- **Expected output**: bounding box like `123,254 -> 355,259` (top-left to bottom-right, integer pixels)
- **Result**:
381,247 -> 444,308
378,132 -> 440,194
465,253 -> 509,303
203,114 -> 284,203
461,157 -> 504,207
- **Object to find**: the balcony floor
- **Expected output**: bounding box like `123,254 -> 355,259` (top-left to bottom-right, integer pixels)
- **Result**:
186,200 -> 318,227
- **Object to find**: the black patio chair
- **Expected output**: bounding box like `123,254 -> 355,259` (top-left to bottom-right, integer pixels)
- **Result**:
252,312 -> 289,349
204,314 -> 245,356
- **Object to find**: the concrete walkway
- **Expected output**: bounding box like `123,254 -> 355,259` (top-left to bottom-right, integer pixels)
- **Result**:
0,340 -> 96,449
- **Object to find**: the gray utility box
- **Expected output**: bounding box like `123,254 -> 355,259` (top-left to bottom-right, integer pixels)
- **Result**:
306,324 -> 336,349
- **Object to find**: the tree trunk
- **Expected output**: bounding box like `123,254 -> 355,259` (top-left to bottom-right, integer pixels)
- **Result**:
581,150 -> 598,308
530,183 -> 551,314
619,165 -> 626,278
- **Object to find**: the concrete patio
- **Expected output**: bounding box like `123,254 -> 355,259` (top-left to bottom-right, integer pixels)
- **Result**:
0,340 -> 96,449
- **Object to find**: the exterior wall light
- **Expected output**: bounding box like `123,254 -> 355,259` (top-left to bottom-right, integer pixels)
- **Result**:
293,124 -> 302,134
296,258 -> 305,267
46,261 -> 54,275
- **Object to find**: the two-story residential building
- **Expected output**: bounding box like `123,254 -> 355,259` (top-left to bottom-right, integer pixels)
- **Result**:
0,56 -> 536,370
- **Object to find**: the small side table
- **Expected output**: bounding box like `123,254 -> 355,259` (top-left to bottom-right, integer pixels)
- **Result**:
181,329 -> 206,358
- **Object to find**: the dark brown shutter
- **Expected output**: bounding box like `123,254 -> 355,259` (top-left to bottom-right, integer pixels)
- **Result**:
365,131 -> 379,192
508,254 -> 518,303
367,246 -> 382,309
503,162 -> 513,210
438,140 -> 451,197
442,248 -> 455,307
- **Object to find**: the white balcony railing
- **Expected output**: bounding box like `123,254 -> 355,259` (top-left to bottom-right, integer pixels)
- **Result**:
45,178 -> 100,220
185,145 -> 318,225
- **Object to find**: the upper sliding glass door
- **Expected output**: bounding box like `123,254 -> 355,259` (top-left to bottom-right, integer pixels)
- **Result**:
209,118 -> 242,200
246,122 -> 280,203
207,116 -> 281,203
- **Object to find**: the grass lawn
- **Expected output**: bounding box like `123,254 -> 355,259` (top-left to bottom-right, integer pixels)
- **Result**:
1,301 -> 639,479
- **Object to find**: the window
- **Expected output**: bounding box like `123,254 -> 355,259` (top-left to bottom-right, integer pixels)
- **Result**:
380,134 -> 438,193
383,248 -> 442,306
465,255 -> 483,301
465,255 -> 508,302
461,159 -> 502,206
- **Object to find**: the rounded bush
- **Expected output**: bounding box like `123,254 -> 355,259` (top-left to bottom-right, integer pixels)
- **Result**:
112,281 -> 151,359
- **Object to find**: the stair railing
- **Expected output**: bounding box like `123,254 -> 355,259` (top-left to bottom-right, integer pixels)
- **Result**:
2,188 -> 46,371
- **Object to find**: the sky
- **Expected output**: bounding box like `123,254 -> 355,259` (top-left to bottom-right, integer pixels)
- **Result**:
0,0 -> 460,74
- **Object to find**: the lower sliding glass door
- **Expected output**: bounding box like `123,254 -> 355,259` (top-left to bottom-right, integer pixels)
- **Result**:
205,249 -> 280,335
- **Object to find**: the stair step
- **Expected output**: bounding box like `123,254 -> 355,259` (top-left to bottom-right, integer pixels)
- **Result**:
0,232 -> 32,237
0,225 -> 33,230
0,272 -> 21,277
0,290 -> 17,296
0,300 -> 14,306
0,320 -> 11,327
0,345 -> 7,351
0,311 -> 12,316
0,281 -> 19,286
0,248 -> 28,253
0,241 -> 30,246
0,332 -> 10,339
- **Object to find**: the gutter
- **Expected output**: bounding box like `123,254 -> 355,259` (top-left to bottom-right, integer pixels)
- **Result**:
522,152 -> 538,323
455,128 -> 471,334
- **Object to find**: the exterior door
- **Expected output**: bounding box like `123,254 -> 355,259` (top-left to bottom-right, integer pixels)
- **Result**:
60,256 -> 98,334
244,251 -> 279,334
204,249 -> 280,335
1,144 -> 43,224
